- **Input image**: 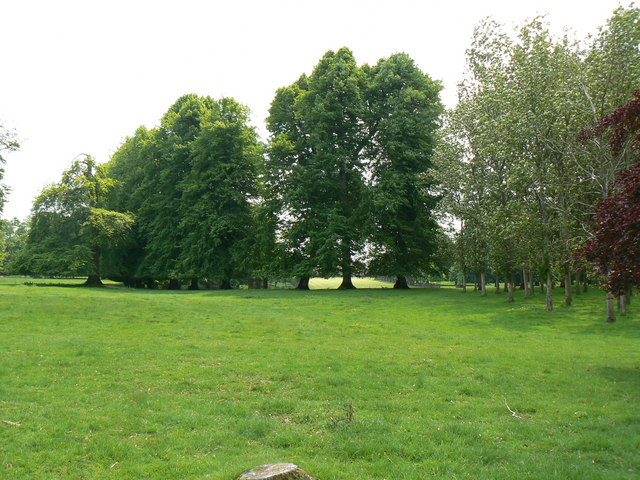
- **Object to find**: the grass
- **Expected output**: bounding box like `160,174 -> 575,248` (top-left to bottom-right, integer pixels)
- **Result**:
0,278 -> 638,479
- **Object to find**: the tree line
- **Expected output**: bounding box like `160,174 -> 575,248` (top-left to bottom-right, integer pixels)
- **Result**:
432,5 -> 640,315
8,50 -> 445,290
2,5 -> 639,318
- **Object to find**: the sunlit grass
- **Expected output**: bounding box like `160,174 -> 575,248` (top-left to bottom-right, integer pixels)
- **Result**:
0,280 -> 638,479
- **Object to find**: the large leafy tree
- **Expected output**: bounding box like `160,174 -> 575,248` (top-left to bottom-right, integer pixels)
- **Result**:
106,95 -> 261,289
177,98 -> 262,289
267,48 -> 443,289
267,49 -> 371,289
15,156 -> 134,284
366,53 -> 443,288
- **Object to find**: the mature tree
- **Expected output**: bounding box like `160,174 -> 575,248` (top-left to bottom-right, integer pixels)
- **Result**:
134,95 -> 218,284
267,49 -> 372,289
267,48 -> 443,289
365,53 -> 443,288
106,95 -> 262,289
177,98 -> 262,289
15,156 -> 134,285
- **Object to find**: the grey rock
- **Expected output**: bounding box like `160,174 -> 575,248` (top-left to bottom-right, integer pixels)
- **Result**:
238,463 -> 318,480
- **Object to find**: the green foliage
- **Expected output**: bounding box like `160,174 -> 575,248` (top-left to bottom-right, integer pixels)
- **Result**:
15,156 -> 133,279
0,121 -> 19,212
106,95 -> 262,286
434,5 -> 640,308
267,49 -> 443,286
1,282 -> 638,479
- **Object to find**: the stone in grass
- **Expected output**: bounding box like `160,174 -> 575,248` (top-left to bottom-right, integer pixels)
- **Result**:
238,463 -> 318,480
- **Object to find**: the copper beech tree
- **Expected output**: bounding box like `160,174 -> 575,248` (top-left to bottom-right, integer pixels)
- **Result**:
577,90 -> 640,321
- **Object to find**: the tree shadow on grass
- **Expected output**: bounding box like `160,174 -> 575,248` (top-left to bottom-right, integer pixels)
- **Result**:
596,365 -> 640,387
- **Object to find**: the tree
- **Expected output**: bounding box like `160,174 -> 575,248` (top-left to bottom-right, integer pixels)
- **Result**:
15,156 -> 134,285
577,90 -> 640,321
0,218 -> 28,273
267,48 -> 443,289
365,53 -> 444,288
177,98 -> 262,289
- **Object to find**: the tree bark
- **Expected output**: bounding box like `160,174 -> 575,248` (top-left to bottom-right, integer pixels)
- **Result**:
338,273 -> 356,289
295,275 -> 310,290
84,246 -> 103,286
495,275 -> 500,294
262,277 -> 269,289
480,271 -> 487,296
619,295 -> 627,315
188,278 -> 199,290
84,274 -> 103,287
606,292 -> 617,322
461,268 -> 467,293
523,269 -> 531,298
394,275 -> 410,289
545,271 -> 553,311
564,267 -> 573,306
507,273 -> 515,302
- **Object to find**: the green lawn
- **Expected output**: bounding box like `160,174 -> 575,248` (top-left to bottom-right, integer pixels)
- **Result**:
0,279 -> 638,479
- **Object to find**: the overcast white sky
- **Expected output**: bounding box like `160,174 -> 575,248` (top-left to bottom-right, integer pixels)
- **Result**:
0,0 -> 628,220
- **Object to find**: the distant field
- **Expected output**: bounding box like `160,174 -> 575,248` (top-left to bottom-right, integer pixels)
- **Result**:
0,280 -> 638,479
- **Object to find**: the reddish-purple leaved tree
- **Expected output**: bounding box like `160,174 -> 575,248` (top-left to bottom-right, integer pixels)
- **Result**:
576,90 -> 640,320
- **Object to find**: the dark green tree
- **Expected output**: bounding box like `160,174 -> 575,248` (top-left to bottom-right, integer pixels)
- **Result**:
177,98 -> 262,289
365,53 -> 444,288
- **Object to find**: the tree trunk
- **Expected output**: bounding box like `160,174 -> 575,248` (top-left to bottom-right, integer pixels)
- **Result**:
145,279 -> 157,289
545,271 -> 553,311
495,276 -> 500,294
188,278 -> 199,290
619,295 -> 627,315
564,268 -> 573,306
474,272 -> 479,291
296,275 -> 310,290
583,271 -> 588,292
507,273 -> 515,302
84,274 -> 103,287
262,277 -> 269,289
462,269 -> 467,293
523,269 -> 531,298
530,274 -> 535,295
480,271 -> 487,296
575,269 -> 582,295
84,246 -> 103,286
168,278 -> 181,290
220,278 -> 232,290
394,275 -> 410,289
606,292 -> 617,322
338,273 -> 356,290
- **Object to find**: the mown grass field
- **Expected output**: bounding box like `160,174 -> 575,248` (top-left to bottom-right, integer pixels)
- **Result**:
1,277 -> 638,479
